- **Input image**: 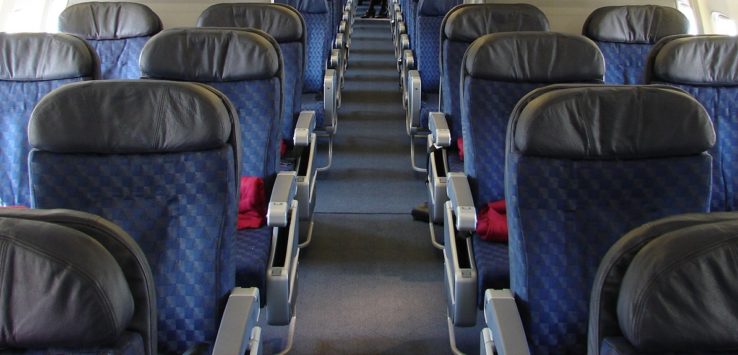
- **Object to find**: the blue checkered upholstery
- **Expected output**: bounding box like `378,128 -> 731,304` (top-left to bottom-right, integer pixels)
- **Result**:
16,332 -> 145,355
472,235 -> 508,303
416,16 -> 443,93
419,92 -> 439,129
0,79 -> 82,207
89,37 -> 150,79
440,41 -> 466,139
597,41 -> 651,84
281,43 -> 305,139
302,92 -> 326,128
234,226 -> 273,307
30,149 -> 237,354
406,0 -> 418,48
302,13 -> 329,93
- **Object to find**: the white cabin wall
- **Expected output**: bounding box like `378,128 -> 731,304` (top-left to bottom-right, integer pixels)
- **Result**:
695,0 -> 738,33
66,0 -> 270,28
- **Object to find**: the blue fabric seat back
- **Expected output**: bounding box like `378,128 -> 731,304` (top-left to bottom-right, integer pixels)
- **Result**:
505,85 -> 715,354
415,0 -> 461,95
583,5 -> 688,84
462,32 -> 604,207
59,2 -> 162,80
588,212 -> 738,355
0,208 -> 157,355
28,80 -> 240,354
404,0 -> 419,49
440,4 -> 549,143
276,0 -> 329,94
198,3 -> 307,143
141,28 -> 283,186
647,35 -> 738,212
0,33 -> 98,208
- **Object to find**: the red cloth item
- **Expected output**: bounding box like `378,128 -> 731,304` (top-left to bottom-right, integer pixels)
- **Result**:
237,176 -> 267,230
280,139 -> 288,157
457,138 -> 464,161
476,200 -> 508,242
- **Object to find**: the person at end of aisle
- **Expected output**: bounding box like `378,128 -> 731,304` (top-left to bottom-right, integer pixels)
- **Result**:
361,0 -> 388,18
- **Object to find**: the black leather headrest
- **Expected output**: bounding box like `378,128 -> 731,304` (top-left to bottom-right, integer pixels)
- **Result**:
617,218 -> 738,352
418,0 -> 461,17
140,28 -> 280,82
583,5 -> 688,44
464,32 -> 604,82
0,32 -> 98,81
0,216 -> 134,348
511,85 -> 715,159
649,35 -> 738,86
59,2 -> 162,40
197,3 -> 304,43
277,0 -> 327,14
29,80 -> 235,154
443,4 -> 549,42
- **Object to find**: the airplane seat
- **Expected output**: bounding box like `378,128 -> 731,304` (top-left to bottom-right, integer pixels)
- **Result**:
0,208 -> 156,355
583,5 -> 688,84
27,80 -> 263,353
646,35 -> 738,212
588,212 -> 738,355
58,2 -> 162,80
478,85 -> 715,354
0,32 -> 98,208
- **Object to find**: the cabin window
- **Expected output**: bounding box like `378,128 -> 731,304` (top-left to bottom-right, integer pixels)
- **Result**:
0,0 -> 67,33
676,0 -> 701,34
712,12 -> 737,35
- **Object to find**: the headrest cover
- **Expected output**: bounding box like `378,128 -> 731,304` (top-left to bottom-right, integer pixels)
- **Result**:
197,4 -> 304,42
513,85 -> 715,159
276,0 -> 327,14
418,0 -> 462,17
140,28 -> 280,82
464,32 -> 604,82
651,35 -> 738,85
59,2 -> 162,39
0,33 -> 96,81
583,5 -> 688,43
0,217 -> 134,348
29,80 -> 234,154
444,4 -> 549,42
617,220 -> 738,352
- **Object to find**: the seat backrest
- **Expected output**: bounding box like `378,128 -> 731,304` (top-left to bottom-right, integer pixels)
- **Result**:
647,35 -> 738,212
589,212 -> 738,355
505,85 -> 715,354
0,33 -> 98,208
583,5 -> 688,84
198,3 -> 306,143
405,0 -> 419,49
0,208 -> 156,355
28,80 -> 240,354
59,2 -> 161,79
141,28 -> 283,189
415,0 -> 462,95
276,0 -> 330,93
461,32 -> 604,206
440,4 -> 549,142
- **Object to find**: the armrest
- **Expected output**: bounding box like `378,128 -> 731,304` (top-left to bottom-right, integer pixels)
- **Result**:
443,199 -> 477,326
267,171 -> 297,227
267,199 -> 300,325
339,19 -> 347,33
402,49 -> 415,70
405,69 -> 421,135
329,48 -> 340,69
334,32 -> 345,51
398,20 -> 407,36
429,112 -> 451,148
323,68 -> 338,132
427,138 -> 448,224
446,172 -> 476,232
483,289 -> 530,355
212,287 -> 261,355
293,110 -> 316,147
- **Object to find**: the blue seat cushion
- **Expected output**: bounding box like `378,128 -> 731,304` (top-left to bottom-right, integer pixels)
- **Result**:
302,92 -> 327,129
472,235 -> 509,307
419,92 -> 439,130
234,226 -> 273,307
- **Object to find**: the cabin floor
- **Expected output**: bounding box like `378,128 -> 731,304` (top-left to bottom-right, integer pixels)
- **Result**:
258,14 -> 484,355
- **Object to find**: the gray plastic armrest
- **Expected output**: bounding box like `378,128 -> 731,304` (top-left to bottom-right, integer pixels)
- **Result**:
267,200 -> 300,325
293,110 -> 316,146
329,48 -> 340,69
406,69 -> 421,135
212,287 -> 261,355
429,112 -> 451,147
484,289 -> 530,355
398,21 -> 407,36
339,19 -> 347,33
324,69 -> 338,132
334,33 -> 345,50
481,328 -> 494,355
297,136 -> 317,220
267,171 -> 297,227
443,200 -> 477,326
427,136 -> 448,224
447,172 -> 476,231
402,49 -> 415,70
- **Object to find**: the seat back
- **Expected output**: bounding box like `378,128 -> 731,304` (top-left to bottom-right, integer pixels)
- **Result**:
589,212 -> 738,355
0,208 -> 156,355
198,3 -> 306,142
440,4 -> 548,143
583,5 -> 688,84
141,28 -> 283,188
415,0 -> 461,95
647,35 -> 738,212
28,80 -> 240,354
0,33 -> 98,207
505,85 -> 715,354
59,2 -> 161,79
462,32 -> 604,206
